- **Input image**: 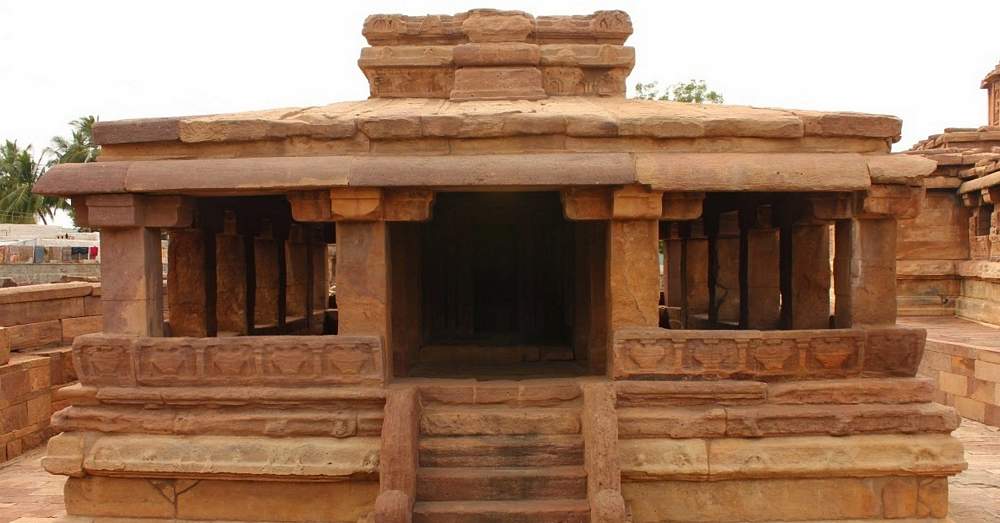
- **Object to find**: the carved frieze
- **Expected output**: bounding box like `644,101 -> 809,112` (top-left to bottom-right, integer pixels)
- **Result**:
73,334 -> 385,387
610,327 -> 922,380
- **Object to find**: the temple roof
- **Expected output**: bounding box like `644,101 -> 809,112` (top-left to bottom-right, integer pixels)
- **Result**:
982,62 -> 1000,89
90,97 -> 903,147
34,8 -> 929,198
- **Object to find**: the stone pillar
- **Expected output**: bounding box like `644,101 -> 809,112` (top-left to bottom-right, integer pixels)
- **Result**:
607,187 -> 661,330
285,224 -> 309,321
84,194 -> 192,336
664,224 -> 683,308
308,226 -> 330,334
336,220 -> 391,353
835,218 -> 897,327
682,221 -> 710,327
741,207 -> 781,330
782,222 -> 831,329
101,227 -> 165,336
715,211 -> 741,325
216,213 -> 247,335
166,228 -> 216,337
253,224 -> 281,329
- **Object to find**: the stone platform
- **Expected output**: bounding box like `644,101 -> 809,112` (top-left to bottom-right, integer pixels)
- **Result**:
1,419 -> 997,523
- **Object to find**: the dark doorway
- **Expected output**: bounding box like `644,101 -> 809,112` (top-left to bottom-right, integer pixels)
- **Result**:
415,192 -> 578,373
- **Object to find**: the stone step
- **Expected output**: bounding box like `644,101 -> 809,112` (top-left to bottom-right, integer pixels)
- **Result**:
413,499 -> 589,523
420,406 -> 581,436
419,435 -> 584,467
416,466 -> 587,501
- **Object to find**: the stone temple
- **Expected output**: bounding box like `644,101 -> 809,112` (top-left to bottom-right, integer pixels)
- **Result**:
32,9 -> 964,523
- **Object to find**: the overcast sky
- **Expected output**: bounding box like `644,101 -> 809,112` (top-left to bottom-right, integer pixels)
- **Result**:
2,0 -> 998,156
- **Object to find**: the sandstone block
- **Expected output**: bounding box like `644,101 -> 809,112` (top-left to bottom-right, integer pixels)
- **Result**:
60,315 -> 102,344
6,320 -> 62,350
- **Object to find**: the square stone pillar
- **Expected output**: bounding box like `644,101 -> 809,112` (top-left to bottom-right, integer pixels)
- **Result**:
166,228 -> 216,337
682,222 -> 710,326
835,218 -> 897,327
607,187 -> 661,330
308,226 -> 330,334
215,217 -> 247,335
84,194 -> 192,337
715,211 -> 741,325
741,211 -> 781,330
101,227 -> 165,336
253,226 -> 282,328
285,224 -> 309,321
336,220 -> 392,357
782,223 -> 831,329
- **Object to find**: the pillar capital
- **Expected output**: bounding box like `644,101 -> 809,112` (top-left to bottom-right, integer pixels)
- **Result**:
80,194 -> 194,228
612,185 -> 662,219
856,184 -> 925,219
289,188 -> 435,222
661,192 -> 704,220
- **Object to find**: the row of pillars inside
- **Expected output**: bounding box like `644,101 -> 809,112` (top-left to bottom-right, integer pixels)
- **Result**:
96,195 -> 898,347
659,206 -> 897,331
99,198 -> 332,338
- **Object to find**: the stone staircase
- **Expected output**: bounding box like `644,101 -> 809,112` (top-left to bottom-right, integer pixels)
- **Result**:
412,385 -> 590,523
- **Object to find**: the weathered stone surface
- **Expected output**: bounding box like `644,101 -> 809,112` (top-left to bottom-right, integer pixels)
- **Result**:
637,153 -> 870,192
615,380 -> 766,407
622,476 -> 939,522
619,434 -> 964,481
767,378 -> 935,405
80,434 -> 379,478
73,334 -> 385,387
611,327 -> 925,380
608,220 -> 660,329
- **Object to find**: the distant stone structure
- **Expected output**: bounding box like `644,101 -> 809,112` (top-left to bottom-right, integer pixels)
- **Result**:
902,60 -> 1000,427
32,9 -> 961,523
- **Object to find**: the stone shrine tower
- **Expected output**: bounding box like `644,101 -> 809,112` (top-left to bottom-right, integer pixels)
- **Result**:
983,62 -> 1000,127
33,9 -> 963,523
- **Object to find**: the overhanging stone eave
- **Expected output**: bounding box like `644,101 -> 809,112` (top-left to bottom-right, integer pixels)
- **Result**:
32,151 -> 897,198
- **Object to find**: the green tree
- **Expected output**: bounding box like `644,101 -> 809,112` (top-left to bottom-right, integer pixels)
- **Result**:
49,115 -> 99,164
0,141 -> 61,224
633,79 -> 725,104
0,116 -> 99,224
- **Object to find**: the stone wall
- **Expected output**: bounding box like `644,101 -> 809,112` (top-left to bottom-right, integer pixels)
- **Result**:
896,189 -> 969,317
0,282 -> 97,462
918,339 -> 1000,426
0,282 -> 103,353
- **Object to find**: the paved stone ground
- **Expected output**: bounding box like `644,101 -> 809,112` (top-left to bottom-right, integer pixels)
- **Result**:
0,419 -> 998,522
950,419 -> 1000,523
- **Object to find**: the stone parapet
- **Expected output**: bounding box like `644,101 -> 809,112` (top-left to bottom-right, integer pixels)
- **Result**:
610,327 -> 925,380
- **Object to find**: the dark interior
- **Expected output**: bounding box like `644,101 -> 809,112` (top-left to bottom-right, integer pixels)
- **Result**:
420,192 -> 575,348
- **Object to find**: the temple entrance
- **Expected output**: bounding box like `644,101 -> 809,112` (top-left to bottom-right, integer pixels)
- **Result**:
399,192 -> 586,377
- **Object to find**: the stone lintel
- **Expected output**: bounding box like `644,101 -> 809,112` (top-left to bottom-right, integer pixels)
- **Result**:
83,194 -> 194,228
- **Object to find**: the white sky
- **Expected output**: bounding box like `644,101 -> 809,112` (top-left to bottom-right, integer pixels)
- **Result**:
1,0 -> 998,158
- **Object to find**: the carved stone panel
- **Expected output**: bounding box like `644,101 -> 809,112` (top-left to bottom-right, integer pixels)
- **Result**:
74,334 -> 385,387
611,327 -> 921,381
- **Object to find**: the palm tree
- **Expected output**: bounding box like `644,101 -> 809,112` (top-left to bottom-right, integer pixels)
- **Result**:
0,140 -> 64,224
49,115 -> 99,164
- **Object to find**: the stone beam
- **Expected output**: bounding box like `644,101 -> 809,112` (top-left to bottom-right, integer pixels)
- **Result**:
291,189 -> 435,222
83,194 -> 193,228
